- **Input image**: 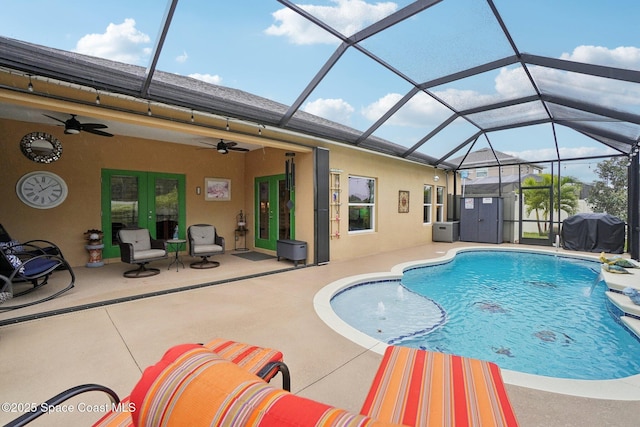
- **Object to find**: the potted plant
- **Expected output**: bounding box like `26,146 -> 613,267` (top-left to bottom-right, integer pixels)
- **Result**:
83,229 -> 104,267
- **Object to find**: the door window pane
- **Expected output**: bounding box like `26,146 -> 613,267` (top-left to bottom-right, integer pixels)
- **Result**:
259,181 -> 270,239
110,175 -> 138,245
155,178 -> 179,240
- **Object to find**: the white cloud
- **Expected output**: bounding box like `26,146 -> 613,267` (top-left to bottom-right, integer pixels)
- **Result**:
494,46 -> 640,109
265,0 -> 398,45
188,73 -> 223,85
74,18 -> 151,64
362,92 -> 452,127
176,51 -> 188,63
303,98 -> 354,122
561,45 -> 640,70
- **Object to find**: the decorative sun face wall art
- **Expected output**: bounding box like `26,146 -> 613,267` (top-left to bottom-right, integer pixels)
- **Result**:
398,190 -> 409,213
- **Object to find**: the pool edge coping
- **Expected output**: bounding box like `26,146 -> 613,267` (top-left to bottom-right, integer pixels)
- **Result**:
313,245 -> 640,401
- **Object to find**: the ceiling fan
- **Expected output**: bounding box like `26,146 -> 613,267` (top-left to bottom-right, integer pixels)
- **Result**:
44,114 -> 114,137
199,139 -> 249,154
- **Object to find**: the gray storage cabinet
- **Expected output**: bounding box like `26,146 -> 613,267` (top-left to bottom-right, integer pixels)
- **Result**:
459,197 -> 503,243
277,239 -> 307,267
433,221 -> 460,242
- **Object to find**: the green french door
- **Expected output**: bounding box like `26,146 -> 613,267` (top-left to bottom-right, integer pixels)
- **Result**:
101,169 -> 186,258
255,174 -> 295,251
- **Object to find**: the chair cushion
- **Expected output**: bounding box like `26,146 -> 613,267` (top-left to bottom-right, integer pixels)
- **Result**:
130,344 -> 401,427
0,239 -> 24,253
190,226 -> 216,245
361,346 -> 518,426
203,338 -> 284,383
119,229 -> 151,251
131,249 -> 167,261
193,244 -> 223,255
0,240 -> 25,273
23,257 -> 59,275
93,339 -> 288,427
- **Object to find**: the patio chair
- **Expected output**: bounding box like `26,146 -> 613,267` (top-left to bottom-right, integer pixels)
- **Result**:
4,342 -> 518,427
118,227 -> 168,278
360,346 -> 519,426
5,338 -> 290,427
187,224 -> 225,269
0,244 -> 75,311
0,223 -> 67,265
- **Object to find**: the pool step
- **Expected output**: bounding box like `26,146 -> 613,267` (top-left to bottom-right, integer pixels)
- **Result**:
621,316 -> 640,340
601,266 -> 639,292
606,291 -> 640,339
606,291 -> 640,318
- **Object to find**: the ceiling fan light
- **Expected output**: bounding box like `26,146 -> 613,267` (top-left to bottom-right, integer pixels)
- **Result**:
65,127 -> 80,135
217,140 -> 228,154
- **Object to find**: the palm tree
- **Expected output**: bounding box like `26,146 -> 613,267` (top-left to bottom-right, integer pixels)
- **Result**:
523,174 -> 580,236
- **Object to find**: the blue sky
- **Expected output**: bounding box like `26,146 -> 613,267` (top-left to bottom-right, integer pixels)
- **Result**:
1,0 -> 639,182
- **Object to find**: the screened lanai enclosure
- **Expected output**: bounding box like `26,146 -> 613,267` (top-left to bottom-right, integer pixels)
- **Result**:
0,0 -> 639,257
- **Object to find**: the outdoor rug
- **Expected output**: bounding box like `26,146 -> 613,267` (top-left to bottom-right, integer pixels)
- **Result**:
232,251 -> 276,262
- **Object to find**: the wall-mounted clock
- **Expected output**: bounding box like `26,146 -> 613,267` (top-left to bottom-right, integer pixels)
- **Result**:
16,171 -> 68,209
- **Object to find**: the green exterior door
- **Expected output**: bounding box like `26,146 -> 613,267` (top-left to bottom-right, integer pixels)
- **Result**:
254,174 -> 294,251
101,169 -> 186,258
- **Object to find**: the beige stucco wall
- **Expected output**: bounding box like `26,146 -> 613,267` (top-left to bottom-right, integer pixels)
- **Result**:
316,142 -> 446,261
1,118 -> 305,267
1,108 -> 449,269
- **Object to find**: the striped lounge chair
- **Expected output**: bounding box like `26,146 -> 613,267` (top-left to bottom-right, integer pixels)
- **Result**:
123,344 -> 399,427
5,338 -> 289,427
361,346 -> 519,426
120,344 -> 517,426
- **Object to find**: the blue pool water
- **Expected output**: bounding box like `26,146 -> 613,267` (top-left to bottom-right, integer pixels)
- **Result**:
331,250 -> 640,380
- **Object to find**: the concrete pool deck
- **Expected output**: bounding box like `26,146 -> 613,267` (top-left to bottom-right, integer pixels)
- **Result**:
1,242 -> 639,426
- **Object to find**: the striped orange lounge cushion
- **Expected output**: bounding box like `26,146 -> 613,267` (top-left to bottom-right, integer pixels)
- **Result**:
204,337 -> 284,383
360,346 -> 518,427
131,345 -> 402,426
92,338 -> 288,427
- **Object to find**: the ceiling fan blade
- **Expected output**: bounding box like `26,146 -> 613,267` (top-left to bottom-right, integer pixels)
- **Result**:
43,114 -> 66,125
83,128 -> 114,137
223,141 -> 249,152
80,123 -> 109,130
198,141 -> 217,148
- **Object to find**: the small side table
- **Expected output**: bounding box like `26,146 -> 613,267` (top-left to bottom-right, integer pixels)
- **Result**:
235,228 -> 249,251
166,239 -> 186,271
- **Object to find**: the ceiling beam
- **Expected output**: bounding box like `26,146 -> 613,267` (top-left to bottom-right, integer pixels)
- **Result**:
141,0 -> 179,97
522,54 -> 640,83
542,94 -> 640,125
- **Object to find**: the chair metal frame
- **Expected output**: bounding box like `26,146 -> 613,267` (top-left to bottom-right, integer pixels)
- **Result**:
0,243 -> 75,311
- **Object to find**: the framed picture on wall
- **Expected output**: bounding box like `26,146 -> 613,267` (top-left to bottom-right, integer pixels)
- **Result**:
205,178 -> 231,201
398,190 -> 409,213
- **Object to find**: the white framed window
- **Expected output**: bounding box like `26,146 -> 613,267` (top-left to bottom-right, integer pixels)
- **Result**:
475,167 -> 488,178
348,175 -> 375,232
423,185 -> 433,224
436,186 -> 445,222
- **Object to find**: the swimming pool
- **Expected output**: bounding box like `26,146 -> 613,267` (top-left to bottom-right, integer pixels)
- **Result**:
315,247 -> 640,399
